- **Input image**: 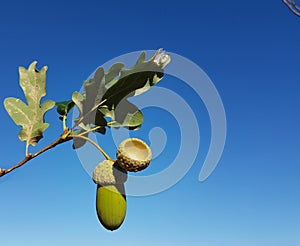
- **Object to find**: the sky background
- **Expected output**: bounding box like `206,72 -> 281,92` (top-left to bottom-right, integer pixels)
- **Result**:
0,1 -> 300,245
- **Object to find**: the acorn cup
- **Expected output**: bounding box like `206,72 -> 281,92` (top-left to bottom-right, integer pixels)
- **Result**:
93,160 -> 128,185
116,138 -> 152,172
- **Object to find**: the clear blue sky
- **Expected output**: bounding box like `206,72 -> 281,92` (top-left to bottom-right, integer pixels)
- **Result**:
1,1 -> 300,245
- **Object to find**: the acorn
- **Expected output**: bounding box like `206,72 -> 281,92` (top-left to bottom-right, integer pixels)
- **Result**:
96,184 -> 127,231
93,159 -> 128,185
116,138 -> 152,172
93,160 -> 127,231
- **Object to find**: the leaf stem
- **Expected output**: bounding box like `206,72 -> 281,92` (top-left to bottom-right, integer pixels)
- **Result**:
62,115 -> 67,131
71,134 -> 112,161
25,142 -> 29,157
107,121 -> 117,126
77,126 -> 102,136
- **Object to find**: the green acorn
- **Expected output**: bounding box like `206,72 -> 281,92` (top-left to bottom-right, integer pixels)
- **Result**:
93,160 -> 127,231
116,138 -> 152,172
96,184 -> 126,231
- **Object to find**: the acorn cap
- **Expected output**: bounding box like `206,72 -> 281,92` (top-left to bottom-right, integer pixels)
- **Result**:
93,160 -> 128,185
116,138 -> 152,172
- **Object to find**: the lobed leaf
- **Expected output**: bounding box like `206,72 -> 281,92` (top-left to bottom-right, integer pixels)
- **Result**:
99,49 -> 170,127
4,61 -> 55,146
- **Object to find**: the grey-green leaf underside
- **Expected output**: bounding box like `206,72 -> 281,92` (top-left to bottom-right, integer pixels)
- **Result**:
4,61 -> 55,146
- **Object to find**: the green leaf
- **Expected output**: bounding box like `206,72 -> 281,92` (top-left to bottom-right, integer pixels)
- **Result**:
56,100 -> 75,116
70,68 -> 108,148
72,91 -> 84,117
105,62 -> 125,85
72,67 -> 107,127
135,51 -> 146,65
4,61 -> 55,146
103,98 -> 144,128
84,67 -> 106,115
100,49 -> 170,127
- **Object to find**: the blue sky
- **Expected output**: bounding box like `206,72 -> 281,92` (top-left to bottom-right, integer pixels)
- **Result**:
1,1 -> 300,245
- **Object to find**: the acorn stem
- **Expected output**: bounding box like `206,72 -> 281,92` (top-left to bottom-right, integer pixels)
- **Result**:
72,135 -> 112,160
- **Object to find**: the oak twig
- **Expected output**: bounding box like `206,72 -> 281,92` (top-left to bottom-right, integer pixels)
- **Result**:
0,127 -> 112,178
0,130 -> 72,178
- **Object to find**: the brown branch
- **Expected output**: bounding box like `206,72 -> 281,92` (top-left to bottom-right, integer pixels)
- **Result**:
0,127 -> 112,178
283,0 -> 300,17
0,129 -> 73,178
